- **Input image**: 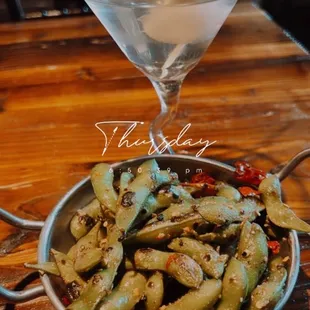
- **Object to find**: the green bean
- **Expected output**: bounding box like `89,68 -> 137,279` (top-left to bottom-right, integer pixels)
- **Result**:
235,198 -> 265,222
91,163 -> 118,213
98,271 -> 147,310
216,181 -> 242,202
145,271 -> 164,310
168,237 -> 228,279
237,222 -> 268,294
159,279 -> 222,310
248,256 -> 287,310
116,164 -> 177,231
74,222 -> 102,273
70,198 -> 103,240
197,224 -> 241,244
51,249 -> 85,299
217,258 -> 248,310
259,175 -> 310,232
134,248 -> 203,288
67,268 -> 115,310
126,213 -> 205,244
24,262 -> 60,276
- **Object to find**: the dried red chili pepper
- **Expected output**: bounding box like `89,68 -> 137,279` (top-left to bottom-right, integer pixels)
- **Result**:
62,295 -> 71,306
191,172 -> 215,185
267,240 -> 281,255
234,161 -> 266,186
238,186 -> 261,198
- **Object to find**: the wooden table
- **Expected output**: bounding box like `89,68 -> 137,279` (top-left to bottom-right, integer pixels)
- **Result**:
0,0 -> 309,308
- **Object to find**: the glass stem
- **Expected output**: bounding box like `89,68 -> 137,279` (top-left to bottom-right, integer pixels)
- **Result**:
149,79 -> 183,155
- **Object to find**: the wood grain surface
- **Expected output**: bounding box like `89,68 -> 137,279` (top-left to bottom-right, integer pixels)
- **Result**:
0,0 -> 310,309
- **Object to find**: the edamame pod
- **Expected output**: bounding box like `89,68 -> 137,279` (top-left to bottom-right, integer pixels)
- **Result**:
145,271 -> 164,310
116,160 -> 177,231
168,237 -> 228,279
126,213 -> 205,244
259,175 -> 310,232
152,196 -> 232,224
235,198 -> 265,222
237,222 -> 268,294
51,249 -> 85,299
70,199 -> 103,240
159,279 -> 222,310
248,256 -> 287,310
216,181 -> 242,202
91,163 -> 118,213
67,268 -> 115,310
98,271 -> 147,310
69,225 -> 123,310
134,248 -> 203,288
217,258 -> 248,310
74,222 -> 102,273
197,224 -> 241,244
119,172 -> 134,197
24,262 -> 60,276
141,186 -> 194,224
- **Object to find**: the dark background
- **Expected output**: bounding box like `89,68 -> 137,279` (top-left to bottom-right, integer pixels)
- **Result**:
1,0 -> 310,52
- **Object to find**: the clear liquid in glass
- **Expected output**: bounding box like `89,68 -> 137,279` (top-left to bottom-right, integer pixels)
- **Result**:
86,0 -> 238,81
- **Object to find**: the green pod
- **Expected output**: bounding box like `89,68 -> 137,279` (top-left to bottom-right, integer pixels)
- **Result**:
160,279 -> 222,310
237,222 -> 268,294
70,199 -> 103,240
126,213 -> 205,244
102,224 -> 124,270
234,198 -> 265,222
119,172 -> 134,197
141,185 -> 194,224
197,200 -> 240,226
197,223 -> 241,244
68,225 -> 123,309
24,262 -> 60,276
98,271 -> 147,310
259,175 -> 310,233
217,258 -> 248,310
216,181 -> 242,202
145,271 -> 164,310
248,256 -> 287,310
116,160 -> 177,231
152,196 -> 231,224
168,237 -> 228,279
91,163 -> 118,213
67,244 -> 78,261
74,222 -> 102,273
51,249 -> 85,299
67,268 -> 115,310
134,248 -> 203,288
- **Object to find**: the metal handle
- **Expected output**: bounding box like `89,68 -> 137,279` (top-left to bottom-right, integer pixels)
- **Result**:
272,148 -> 310,181
0,208 -> 45,303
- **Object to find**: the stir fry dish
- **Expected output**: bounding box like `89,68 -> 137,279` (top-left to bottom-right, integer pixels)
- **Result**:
25,159 -> 310,310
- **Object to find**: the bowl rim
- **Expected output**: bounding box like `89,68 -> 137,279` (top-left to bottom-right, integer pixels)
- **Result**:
37,154 -> 300,310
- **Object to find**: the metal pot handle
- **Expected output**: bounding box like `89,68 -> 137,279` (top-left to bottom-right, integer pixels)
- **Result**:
0,208 -> 45,303
271,148 -> 310,181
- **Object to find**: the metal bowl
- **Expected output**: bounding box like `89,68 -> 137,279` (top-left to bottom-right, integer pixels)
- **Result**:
0,154 -> 304,309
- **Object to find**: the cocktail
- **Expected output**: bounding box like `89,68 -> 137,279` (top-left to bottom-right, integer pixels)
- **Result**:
85,0 -> 238,152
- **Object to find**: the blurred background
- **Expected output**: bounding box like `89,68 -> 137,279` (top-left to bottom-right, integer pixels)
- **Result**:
0,0 -> 309,52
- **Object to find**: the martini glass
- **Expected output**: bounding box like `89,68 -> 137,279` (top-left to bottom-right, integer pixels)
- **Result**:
85,0 -> 238,153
